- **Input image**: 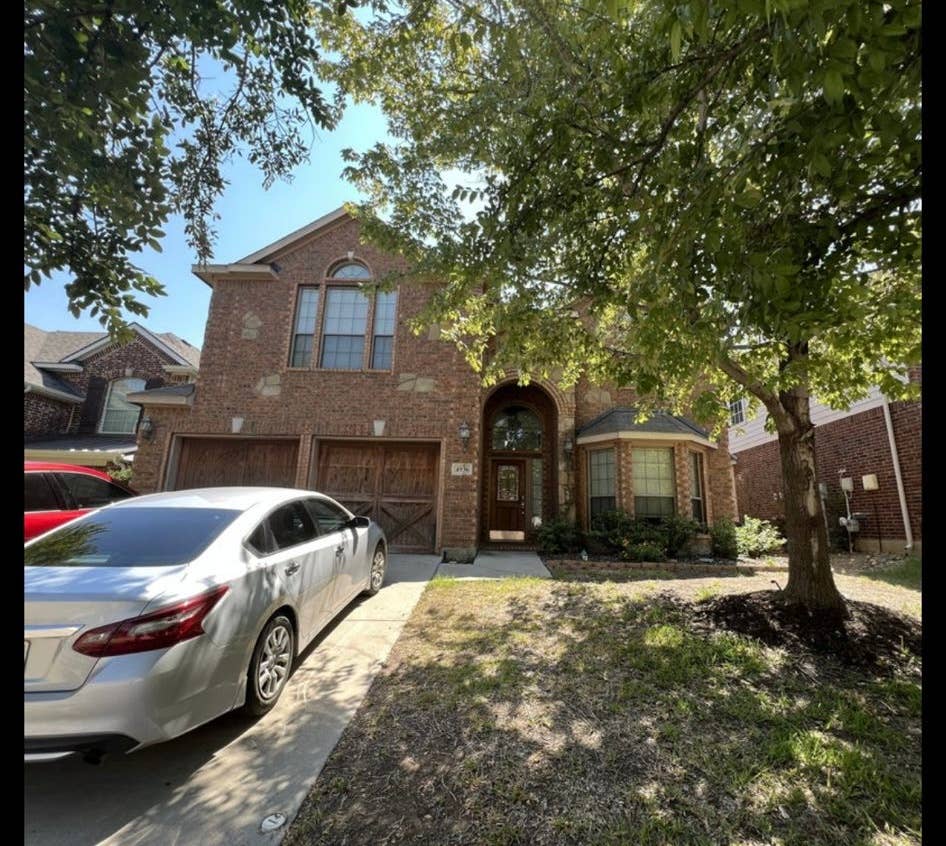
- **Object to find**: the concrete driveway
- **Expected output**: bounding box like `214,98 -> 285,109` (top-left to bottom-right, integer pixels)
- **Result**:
24,553 -> 439,846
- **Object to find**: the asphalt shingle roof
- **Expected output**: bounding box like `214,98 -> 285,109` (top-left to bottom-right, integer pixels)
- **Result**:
576,407 -> 710,439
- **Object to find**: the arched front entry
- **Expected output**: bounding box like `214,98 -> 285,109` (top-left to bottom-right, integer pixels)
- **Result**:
481,383 -> 558,543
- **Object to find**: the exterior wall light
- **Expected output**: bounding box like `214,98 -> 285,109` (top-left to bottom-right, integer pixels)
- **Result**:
563,435 -> 574,457
458,421 -> 471,449
139,416 -> 155,441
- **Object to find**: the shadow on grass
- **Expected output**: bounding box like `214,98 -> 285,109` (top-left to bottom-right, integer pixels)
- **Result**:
852,556 -> 922,592
285,583 -> 921,846
547,563 -> 755,583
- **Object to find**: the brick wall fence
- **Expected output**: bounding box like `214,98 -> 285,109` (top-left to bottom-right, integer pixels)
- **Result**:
733,400 -> 921,549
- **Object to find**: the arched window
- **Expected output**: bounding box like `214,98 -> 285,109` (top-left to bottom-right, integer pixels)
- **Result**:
328,261 -> 371,279
100,378 -> 146,434
491,405 -> 543,451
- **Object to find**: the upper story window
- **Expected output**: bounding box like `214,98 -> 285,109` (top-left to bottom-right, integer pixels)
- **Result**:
287,261 -> 398,371
100,378 -> 146,434
491,405 -> 543,451
729,398 -> 746,426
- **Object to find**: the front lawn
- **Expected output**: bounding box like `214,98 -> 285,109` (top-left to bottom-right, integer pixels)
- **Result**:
286,576 -> 921,846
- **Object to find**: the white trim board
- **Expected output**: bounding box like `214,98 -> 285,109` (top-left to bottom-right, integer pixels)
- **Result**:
576,431 -> 717,449
238,207 -> 350,265
61,323 -> 194,367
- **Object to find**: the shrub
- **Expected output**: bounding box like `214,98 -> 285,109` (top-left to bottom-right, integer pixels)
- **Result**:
624,541 -> 666,563
589,510 -> 666,557
661,514 -> 701,558
735,516 -> 786,558
534,517 -> 582,555
710,518 -> 739,559
107,463 -> 133,485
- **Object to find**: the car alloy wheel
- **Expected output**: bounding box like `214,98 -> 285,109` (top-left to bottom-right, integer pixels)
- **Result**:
370,548 -> 386,592
256,621 -> 292,702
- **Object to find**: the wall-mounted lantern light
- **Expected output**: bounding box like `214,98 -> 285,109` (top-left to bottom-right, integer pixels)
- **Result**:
139,416 -> 155,441
563,435 -> 574,457
458,421 -> 471,449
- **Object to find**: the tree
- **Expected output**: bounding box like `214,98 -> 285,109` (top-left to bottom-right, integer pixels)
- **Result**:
320,0 -> 921,614
25,0 -> 344,335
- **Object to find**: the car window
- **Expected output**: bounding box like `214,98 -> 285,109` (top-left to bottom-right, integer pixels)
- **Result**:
305,498 -> 350,537
268,501 -> 317,551
57,473 -> 132,509
246,520 -> 277,556
24,507 -> 241,567
25,473 -> 61,512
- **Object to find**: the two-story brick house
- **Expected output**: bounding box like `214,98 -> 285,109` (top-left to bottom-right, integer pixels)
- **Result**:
24,322 -> 200,467
130,207 -> 737,555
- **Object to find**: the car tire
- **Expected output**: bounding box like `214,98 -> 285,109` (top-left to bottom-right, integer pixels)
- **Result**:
243,614 -> 295,717
362,545 -> 386,597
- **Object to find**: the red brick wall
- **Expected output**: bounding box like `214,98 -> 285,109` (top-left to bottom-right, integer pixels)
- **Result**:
733,400 -> 922,541
24,393 -> 74,435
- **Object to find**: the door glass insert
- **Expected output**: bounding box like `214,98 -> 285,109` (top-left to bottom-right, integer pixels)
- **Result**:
531,459 -> 543,524
497,465 -> 520,501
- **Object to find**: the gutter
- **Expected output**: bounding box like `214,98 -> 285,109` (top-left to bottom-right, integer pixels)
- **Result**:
881,398 -> 913,552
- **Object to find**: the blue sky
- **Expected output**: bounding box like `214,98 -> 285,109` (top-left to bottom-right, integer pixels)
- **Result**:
24,102 -> 390,349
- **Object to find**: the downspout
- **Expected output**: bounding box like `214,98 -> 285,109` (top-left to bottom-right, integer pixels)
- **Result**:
881,398 -> 913,552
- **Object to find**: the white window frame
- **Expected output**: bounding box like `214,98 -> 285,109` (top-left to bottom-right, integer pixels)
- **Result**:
631,446 -> 676,519
98,377 -> 146,434
729,398 -> 746,426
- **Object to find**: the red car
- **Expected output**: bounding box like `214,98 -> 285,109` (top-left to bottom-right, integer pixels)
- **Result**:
24,461 -> 136,541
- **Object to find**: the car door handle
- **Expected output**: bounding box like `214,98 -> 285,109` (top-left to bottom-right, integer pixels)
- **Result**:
285,560 -> 300,576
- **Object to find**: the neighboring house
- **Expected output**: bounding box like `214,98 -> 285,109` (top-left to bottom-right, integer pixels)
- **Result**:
24,322 -> 201,467
728,375 -> 921,555
130,207 -> 737,555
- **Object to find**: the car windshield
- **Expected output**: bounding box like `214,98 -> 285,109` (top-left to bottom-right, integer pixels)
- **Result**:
24,507 -> 241,568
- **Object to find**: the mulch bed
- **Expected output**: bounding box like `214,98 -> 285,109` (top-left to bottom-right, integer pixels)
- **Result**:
695,590 -> 921,670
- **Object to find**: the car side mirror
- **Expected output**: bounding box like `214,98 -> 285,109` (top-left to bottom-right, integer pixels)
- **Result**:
348,515 -> 370,529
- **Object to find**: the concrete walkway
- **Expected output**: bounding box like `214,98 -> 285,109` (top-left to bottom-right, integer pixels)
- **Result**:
24,553 -> 439,846
438,548 -> 551,580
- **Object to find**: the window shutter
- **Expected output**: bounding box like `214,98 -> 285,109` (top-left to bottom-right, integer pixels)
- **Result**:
79,376 -> 108,433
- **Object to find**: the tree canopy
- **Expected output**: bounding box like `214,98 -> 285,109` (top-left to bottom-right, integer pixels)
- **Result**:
322,0 -> 920,426
25,0 -> 342,334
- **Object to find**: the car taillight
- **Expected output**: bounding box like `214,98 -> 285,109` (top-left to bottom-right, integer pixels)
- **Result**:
73,585 -> 229,657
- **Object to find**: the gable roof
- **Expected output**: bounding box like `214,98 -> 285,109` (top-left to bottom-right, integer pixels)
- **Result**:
237,206 -> 350,264
576,407 -> 712,445
24,323 -> 201,400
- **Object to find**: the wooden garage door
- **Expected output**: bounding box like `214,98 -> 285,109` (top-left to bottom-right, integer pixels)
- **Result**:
316,441 -> 439,552
173,438 -> 299,489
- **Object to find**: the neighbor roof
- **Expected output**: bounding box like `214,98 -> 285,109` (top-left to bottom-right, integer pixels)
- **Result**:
25,323 -> 201,400
576,407 -> 710,440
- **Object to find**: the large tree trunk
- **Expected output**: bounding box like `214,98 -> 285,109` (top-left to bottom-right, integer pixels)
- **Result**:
776,397 -> 847,616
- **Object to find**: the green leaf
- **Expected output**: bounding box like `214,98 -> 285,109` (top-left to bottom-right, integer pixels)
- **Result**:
823,69 -> 844,104
670,20 -> 682,61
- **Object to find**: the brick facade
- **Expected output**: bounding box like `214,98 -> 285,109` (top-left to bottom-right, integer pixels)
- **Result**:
24,393 -> 74,436
733,400 -> 921,550
133,213 -> 738,552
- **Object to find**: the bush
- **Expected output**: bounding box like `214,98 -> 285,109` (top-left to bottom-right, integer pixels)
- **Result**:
589,510 -> 665,558
710,518 -> 739,559
661,514 -> 701,558
624,541 -> 666,563
534,517 -> 582,555
735,516 -> 786,558
107,463 -> 133,485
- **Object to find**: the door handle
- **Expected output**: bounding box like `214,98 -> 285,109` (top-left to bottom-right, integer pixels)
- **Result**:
285,560 -> 300,575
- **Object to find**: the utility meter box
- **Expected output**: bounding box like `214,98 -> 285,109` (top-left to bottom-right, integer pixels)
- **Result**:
840,476 -> 854,492
840,516 -> 860,532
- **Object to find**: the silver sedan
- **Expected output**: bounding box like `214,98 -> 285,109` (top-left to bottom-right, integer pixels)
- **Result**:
24,487 -> 387,763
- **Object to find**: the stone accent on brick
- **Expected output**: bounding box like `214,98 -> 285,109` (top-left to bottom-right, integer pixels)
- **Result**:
242,312 -> 262,339
254,374 -> 281,397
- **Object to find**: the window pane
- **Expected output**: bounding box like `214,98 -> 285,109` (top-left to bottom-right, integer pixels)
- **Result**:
289,287 -> 319,367
635,496 -> 675,518
632,448 -> 674,497
491,405 -> 543,451
729,399 -> 745,425
305,498 -> 350,536
268,501 -> 317,550
691,498 -> 705,523
101,378 -> 146,434
589,449 -> 616,498
323,288 -> 368,335
24,508 -> 241,567
25,473 -> 60,511
247,522 -> 276,556
58,473 -> 132,509
590,496 -> 616,520
330,262 -> 371,279
322,335 -> 366,369
371,336 -> 393,370
531,459 -> 543,523
372,291 -> 397,335
497,465 -> 519,501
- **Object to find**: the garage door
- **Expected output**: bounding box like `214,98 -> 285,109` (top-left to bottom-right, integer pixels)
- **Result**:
173,438 -> 299,489
316,441 -> 439,552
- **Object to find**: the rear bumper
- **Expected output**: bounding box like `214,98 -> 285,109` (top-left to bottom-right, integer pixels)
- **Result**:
25,733 -> 137,762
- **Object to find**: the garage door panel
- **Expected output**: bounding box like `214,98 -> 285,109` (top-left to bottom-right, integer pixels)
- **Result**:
317,441 -> 439,553
174,438 -> 298,490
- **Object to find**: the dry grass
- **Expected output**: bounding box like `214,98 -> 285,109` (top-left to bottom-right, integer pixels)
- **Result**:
286,575 -> 921,846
